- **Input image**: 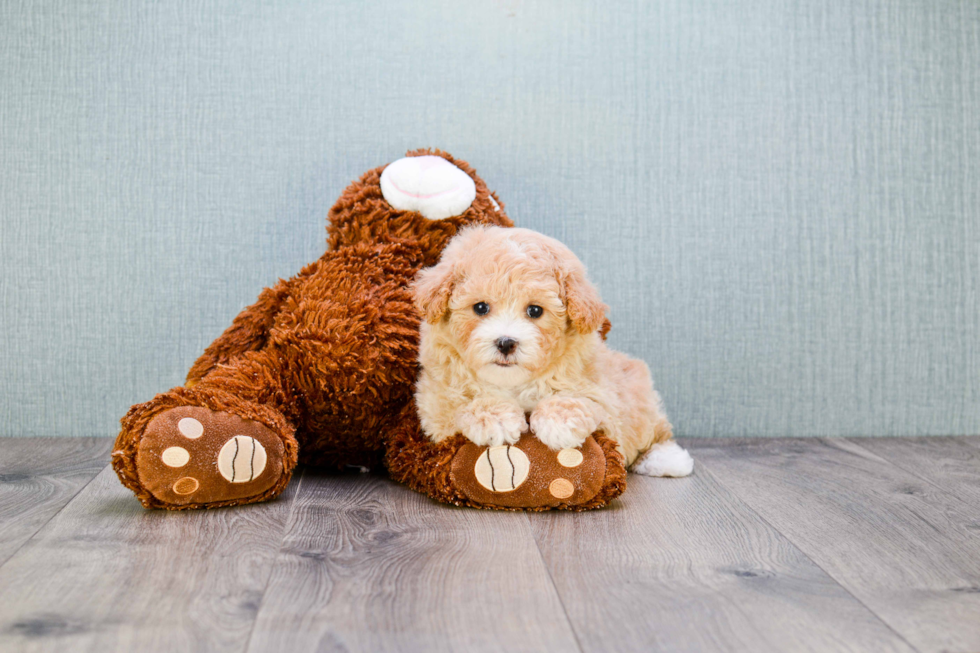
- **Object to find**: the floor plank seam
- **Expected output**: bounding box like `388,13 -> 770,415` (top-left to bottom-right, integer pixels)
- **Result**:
5,438 -> 974,652
842,437 -> 980,514
693,455 -> 925,653
240,468 -> 306,653
0,461 -> 111,571
524,512 -> 587,653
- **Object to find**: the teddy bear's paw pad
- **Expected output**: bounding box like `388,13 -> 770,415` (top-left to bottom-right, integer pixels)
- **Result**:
451,434 -> 606,508
135,406 -> 285,506
473,445 -> 531,492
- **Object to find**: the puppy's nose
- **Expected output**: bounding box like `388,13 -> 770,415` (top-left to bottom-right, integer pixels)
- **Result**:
495,337 -> 518,356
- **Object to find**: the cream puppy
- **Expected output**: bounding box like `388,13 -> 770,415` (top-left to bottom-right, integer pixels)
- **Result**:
411,226 -> 693,477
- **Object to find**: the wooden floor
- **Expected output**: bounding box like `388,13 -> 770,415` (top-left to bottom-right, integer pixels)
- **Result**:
0,437 -> 978,653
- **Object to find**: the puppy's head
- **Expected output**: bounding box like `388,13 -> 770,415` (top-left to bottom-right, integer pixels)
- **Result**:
412,226 -> 607,388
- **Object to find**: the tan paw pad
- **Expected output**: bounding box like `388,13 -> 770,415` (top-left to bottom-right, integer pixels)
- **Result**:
217,436 -> 268,483
173,477 -> 199,495
549,478 -> 575,499
474,445 -> 530,492
177,417 -> 204,439
161,446 -> 190,467
557,448 -> 583,468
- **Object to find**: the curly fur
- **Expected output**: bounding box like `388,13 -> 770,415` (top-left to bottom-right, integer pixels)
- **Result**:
114,150 -> 512,505
413,226 -> 682,468
113,150 -> 630,512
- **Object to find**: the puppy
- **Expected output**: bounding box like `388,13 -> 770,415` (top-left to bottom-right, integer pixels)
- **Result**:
411,225 -> 693,477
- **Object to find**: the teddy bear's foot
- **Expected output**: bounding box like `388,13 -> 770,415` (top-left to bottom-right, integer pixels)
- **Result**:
450,433 -> 612,509
384,405 -> 626,510
128,406 -> 290,508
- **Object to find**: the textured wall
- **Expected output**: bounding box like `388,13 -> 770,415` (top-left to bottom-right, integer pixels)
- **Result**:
1,0 -> 978,437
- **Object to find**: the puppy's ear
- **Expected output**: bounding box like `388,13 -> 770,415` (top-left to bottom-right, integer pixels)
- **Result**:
412,260 -> 457,323
561,262 -> 608,334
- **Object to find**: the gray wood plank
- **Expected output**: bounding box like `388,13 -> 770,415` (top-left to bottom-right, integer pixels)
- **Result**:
527,453 -> 916,653
0,437 -> 112,566
0,465 -> 302,653
690,437 -> 980,653
246,471 -> 582,653
854,437 -> 980,508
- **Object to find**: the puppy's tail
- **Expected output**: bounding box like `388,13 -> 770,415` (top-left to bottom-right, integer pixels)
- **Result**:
631,438 -> 694,477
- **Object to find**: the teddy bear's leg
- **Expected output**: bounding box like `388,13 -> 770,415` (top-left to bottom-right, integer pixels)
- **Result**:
113,348 -> 301,510
185,279 -> 293,386
384,404 -> 628,510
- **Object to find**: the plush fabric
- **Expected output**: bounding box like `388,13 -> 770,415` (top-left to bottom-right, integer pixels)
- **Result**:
384,404 -> 627,512
112,150 -> 626,511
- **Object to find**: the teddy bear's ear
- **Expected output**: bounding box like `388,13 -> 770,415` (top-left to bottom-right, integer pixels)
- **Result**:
381,155 -> 476,220
412,260 -> 458,324
560,260 -> 608,335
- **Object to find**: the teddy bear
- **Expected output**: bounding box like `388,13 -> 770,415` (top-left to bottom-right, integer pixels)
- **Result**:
112,150 -> 627,511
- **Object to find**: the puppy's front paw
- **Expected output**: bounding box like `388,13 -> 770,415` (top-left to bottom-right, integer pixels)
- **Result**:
456,398 -> 528,447
530,396 -> 600,451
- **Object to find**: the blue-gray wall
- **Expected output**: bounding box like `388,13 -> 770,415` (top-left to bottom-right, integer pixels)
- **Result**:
2,0 -> 978,437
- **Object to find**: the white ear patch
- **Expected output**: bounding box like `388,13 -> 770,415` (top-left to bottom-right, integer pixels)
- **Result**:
380,155 -> 477,220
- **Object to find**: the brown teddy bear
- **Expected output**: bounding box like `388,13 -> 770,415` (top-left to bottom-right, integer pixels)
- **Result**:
112,150 -> 627,511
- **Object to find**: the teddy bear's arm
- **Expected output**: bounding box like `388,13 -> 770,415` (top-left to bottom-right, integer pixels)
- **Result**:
185,279 -> 293,386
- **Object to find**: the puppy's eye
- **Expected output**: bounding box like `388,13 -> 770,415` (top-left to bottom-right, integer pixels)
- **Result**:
526,305 -> 544,319
473,302 -> 490,316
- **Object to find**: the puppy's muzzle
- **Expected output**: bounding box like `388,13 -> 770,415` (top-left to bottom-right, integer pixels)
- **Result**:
495,337 -> 518,356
